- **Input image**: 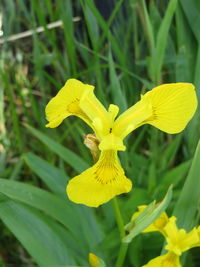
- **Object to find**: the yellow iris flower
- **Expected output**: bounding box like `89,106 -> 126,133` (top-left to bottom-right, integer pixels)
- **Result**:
131,208 -> 200,267
142,251 -> 181,267
131,205 -> 169,236
45,79 -> 197,207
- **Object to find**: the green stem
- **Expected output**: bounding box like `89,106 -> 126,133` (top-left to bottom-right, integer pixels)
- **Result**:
115,243 -> 128,267
111,198 -> 129,267
112,198 -> 125,239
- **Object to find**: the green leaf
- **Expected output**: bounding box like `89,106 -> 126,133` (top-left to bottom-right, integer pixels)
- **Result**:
155,160 -> 191,198
0,200 -> 76,266
149,0 -> 178,83
123,185 -> 173,243
58,0 -> 77,74
83,0 -> 126,66
23,152 -> 67,197
180,0 -> 200,42
0,178 -> 84,242
173,140 -> 200,230
108,49 -> 127,113
23,153 -> 104,249
25,124 -> 89,172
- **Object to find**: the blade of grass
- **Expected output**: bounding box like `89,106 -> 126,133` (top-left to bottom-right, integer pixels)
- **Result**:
0,178 -> 84,242
149,0 -> 178,83
173,140 -> 200,230
180,0 -> 200,42
23,152 -> 67,197
108,49 -> 127,112
0,200 -> 76,266
24,152 -> 104,250
25,124 -> 89,172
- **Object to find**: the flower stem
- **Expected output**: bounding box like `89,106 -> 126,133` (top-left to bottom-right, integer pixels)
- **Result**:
112,198 -> 125,239
115,243 -> 128,267
111,198 -> 129,267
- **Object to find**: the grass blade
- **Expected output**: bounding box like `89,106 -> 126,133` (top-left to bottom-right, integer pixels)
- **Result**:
25,124 -> 89,172
173,140 -> 200,230
0,200 -> 76,266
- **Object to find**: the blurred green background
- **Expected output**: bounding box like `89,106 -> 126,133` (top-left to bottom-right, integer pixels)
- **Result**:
0,0 -> 200,266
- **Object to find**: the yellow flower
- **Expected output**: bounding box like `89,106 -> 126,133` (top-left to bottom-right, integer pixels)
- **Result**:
131,205 -> 169,236
164,217 -> 199,255
194,225 -> 200,247
141,215 -> 200,266
142,251 -> 181,267
45,79 -> 197,207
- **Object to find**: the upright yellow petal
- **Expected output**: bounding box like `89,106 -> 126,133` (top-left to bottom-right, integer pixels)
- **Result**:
80,89 -> 112,139
66,150 -> 132,207
45,79 -> 94,128
143,83 -> 197,133
142,252 -> 181,267
112,94 -> 153,139
108,104 -> 119,122
164,216 -> 199,255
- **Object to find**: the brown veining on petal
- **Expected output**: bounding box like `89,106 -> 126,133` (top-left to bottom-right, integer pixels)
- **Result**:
93,150 -> 122,185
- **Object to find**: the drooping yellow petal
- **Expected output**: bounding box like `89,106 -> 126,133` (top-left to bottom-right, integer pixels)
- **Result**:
131,205 -> 169,236
66,150 -> 132,207
143,83 -> 197,133
45,79 -> 94,128
80,88 -> 112,139
113,83 -> 197,139
142,252 -> 181,267
164,216 -> 199,255
112,94 -> 153,139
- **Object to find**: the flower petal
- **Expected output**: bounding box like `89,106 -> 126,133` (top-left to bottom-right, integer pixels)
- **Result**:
66,150 -> 132,207
131,205 -> 169,236
142,252 -> 181,267
164,216 -> 199,255
113,83 -> 197,139
80,89 -> 112,138
112,95 -> 152,139
45,79 -> 94,128
144,83 -> 197,133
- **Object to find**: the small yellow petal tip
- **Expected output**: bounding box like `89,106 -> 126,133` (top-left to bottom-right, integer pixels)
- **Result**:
89,253 -> 99,267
